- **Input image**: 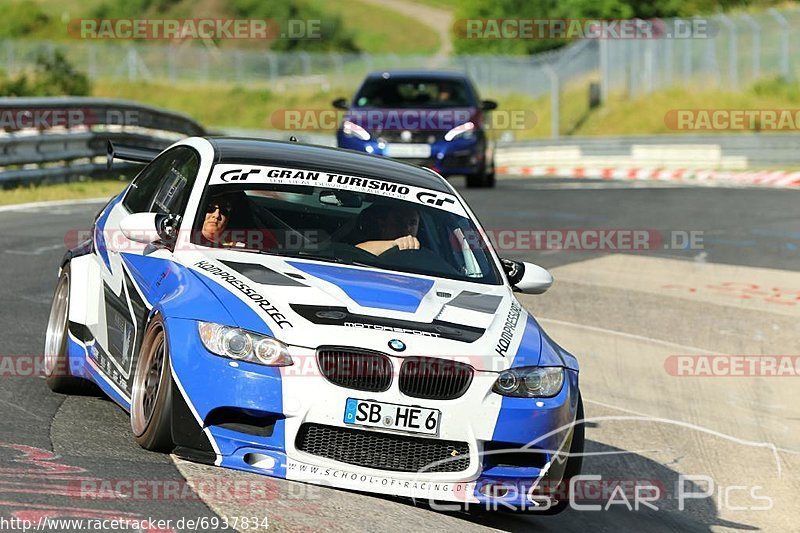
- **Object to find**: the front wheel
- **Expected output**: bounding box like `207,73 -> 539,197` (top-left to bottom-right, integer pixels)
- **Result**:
131,316 -> 174,452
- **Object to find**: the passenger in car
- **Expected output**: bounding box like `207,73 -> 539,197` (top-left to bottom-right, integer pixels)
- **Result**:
356,204 -> 421,255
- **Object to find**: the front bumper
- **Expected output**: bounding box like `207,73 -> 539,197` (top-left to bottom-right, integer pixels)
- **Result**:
337,133 -> 486,177
166,317 -> 580,506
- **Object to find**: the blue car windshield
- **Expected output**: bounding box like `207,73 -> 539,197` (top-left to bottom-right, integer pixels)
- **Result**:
193,183 -> 502,285
353,78 -> 474,108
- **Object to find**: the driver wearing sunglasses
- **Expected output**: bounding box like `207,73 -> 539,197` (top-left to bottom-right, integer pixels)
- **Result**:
200,195 -> 241,246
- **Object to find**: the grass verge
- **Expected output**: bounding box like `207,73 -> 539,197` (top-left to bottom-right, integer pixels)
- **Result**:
0,180 -> 126,207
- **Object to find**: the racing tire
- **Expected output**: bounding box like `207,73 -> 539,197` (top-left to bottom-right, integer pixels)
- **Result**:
465,168 -> 495,189
131,316 -> 174,452
44,264 -> 94,394
534,394 -> 585,515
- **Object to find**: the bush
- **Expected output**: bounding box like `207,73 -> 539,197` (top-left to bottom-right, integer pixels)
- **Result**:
0,50 -> 91,96
230,0 -> 359,52
0,1 -> 50,39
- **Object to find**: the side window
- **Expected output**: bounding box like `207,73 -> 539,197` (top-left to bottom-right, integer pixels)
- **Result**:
123,147 -> 200,215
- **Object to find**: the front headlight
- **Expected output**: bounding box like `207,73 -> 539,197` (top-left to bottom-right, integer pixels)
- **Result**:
198,322 -> 292,366
492,366 -> 564,397
444,121 -> 475,141
342,120 -> 370,141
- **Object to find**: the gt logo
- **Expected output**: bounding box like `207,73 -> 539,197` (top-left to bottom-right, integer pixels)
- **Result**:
416,191 -> 455,207
220,168 -> 261,182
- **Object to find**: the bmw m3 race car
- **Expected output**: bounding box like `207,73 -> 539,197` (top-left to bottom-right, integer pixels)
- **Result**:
44,137 -> 583,512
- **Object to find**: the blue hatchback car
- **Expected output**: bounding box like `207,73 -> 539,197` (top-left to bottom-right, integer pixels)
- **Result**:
334,71 -> 497,188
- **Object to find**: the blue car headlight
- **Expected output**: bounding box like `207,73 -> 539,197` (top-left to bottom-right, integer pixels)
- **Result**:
444,121 -> 475,141
198,322 -> 292,366
342,120 -> 370,141
493,366 -> 564,397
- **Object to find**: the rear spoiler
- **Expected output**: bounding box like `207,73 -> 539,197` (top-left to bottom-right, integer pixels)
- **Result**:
106,140 -> 163,169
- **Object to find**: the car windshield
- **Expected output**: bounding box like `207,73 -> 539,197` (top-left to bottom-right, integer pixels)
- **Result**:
353,77 -> 474,108
193,180 -> 501,285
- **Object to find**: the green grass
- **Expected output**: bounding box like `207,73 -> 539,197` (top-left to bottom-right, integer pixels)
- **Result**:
7,0 -> 440,55
574,84 -> 800,136
91,77 -> 800,139
405,0 -> 460,9
93,79 -> 353,130
305,0 -> 440,54
0,179 -> 126,206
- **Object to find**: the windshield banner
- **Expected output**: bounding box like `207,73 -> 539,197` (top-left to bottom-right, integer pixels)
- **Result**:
208,164 -> 468,217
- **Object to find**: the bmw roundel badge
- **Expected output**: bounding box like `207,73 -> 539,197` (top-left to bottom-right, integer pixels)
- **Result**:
388,339 -> 406,352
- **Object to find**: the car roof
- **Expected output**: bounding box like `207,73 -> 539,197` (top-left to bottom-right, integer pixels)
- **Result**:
207,137 -> 451,193
364,70 -> 471,81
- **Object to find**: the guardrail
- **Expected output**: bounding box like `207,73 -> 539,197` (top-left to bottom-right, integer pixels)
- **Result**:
0,97 -> 206,186
495,134 -> 800,170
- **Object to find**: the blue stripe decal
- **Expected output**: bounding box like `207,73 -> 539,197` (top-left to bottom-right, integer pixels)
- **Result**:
119,254 -> 244,328
509,316 -> 542,368
287,262 -> 433,313
93,195 -> 122,272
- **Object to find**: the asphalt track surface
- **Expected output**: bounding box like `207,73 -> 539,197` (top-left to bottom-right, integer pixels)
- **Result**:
0,177 -> 798,532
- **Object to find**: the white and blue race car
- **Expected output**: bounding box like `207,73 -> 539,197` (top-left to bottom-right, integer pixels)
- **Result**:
44,137 -> 583,512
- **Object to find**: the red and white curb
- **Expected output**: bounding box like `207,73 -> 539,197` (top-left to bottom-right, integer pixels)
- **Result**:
497,166 -> 800,188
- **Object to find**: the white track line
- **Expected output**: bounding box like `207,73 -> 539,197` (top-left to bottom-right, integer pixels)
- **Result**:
538,317 -> 724,355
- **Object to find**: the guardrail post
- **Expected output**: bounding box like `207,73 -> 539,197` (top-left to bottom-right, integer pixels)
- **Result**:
167,45 -> 177,83
768,8 -> 790,79
599,37 -> 609,103
299,52 -> 311,76
127,46 -> 137,82
663,36 -> 673,89
543,64 -> 559,140
682,26 -> 692,88
644,34 -> 655,94
87,43 -> 97,79
717,14 -> 738,91
266,53 -> 277,81
739,14 -> 760,82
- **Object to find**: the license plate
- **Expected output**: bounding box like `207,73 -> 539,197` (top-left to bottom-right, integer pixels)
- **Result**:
386,143 -> 431,158
344,398 -> 440,436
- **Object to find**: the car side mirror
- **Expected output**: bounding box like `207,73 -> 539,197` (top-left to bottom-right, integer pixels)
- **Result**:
481,100 -> 498,111
120,212 -> 180,244
502,259 -> 553,294
332,98 -> 349,110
